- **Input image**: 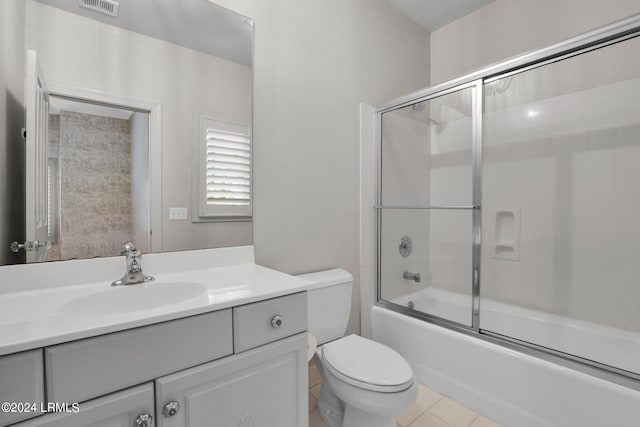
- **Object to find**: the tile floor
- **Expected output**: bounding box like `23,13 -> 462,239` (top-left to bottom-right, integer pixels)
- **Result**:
308,362 -> 503,427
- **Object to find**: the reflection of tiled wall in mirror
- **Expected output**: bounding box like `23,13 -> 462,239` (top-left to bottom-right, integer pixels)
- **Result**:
54,111 -> 132,260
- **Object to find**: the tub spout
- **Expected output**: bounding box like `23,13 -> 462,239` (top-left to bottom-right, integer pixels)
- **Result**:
403,271 -> 421,283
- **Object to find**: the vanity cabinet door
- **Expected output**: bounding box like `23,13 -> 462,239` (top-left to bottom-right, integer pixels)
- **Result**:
0,349 -> 45,426
155,333 -> 308,427
11,384 -> 154,427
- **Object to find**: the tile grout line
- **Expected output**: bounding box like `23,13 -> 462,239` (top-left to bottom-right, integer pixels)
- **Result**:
466,414 -> 480,427
424,395 -> 444,411
429,411 -> 455,427
407,410 -> 454,427
399,404 -> 428,427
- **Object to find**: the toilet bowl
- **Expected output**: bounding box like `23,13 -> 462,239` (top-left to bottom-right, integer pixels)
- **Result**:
315,334 -> 417,427
298,269 -> 417,427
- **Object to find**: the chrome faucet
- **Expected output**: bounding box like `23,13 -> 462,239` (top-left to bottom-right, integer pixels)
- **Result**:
111,242 -> 154,286
403,271 -> 421,283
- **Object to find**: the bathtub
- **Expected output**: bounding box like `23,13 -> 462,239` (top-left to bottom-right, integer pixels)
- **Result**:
372,291 -> 640,426
392,287 -> 640,374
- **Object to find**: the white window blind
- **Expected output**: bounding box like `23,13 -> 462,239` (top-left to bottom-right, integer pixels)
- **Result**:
196,118 -> 252,218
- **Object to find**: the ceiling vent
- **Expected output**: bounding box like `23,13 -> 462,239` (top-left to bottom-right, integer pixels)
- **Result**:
78,0 -> 119,17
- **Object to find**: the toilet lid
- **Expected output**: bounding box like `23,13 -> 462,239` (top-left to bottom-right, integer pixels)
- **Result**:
322,334 -> 414,393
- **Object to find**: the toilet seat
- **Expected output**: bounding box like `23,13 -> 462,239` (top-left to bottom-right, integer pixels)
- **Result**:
321,334 -> 414,393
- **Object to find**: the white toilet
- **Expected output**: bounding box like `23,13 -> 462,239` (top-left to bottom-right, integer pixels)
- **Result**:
298,269 -> 417,427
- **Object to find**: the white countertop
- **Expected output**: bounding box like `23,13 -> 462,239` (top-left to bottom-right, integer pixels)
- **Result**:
0,247 -> 312,356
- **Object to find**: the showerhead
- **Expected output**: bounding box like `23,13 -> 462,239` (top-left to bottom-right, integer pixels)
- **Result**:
411,101 -> 426,113
409,100 -> 446,134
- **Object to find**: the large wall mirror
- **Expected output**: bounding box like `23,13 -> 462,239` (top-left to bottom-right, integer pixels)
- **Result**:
1,0 -> 253,265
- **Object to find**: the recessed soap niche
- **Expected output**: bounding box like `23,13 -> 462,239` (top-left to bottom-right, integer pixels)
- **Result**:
491,208 -> 521,261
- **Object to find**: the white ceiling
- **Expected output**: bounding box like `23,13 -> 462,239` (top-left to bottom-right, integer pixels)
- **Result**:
34,0 -> 253,66
388,0 -> 495,32
34,0 -> 493,67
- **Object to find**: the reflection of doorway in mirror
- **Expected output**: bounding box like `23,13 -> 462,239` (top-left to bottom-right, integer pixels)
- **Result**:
47,96 -> 149,261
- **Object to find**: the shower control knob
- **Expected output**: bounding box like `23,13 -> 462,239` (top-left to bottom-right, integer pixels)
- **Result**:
162,401 -> 180,417
271,315 -> 283,328
399,235 -> 413,257
133,413 -> 153,427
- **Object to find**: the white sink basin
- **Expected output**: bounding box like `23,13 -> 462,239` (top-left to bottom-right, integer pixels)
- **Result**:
59,282 -> 208,315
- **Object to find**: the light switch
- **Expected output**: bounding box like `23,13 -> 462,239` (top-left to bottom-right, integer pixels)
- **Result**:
169,207 -> 188,220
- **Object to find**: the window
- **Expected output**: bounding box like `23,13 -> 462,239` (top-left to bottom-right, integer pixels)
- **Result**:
195,117 -> 252,219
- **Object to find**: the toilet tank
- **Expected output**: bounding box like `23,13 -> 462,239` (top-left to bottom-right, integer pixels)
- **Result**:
297,269 -> 353,346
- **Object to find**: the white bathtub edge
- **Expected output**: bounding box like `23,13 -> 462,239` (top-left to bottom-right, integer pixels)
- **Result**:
372,306 -> 640,427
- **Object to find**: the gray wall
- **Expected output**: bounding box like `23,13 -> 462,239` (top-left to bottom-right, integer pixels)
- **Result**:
430,0 -> 640,85
0,0 -> 26,265
213,0 -> 431,334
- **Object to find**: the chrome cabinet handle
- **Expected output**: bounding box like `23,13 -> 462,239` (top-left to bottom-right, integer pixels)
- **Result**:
133,413 -> 153,427
162,401 -> 180,417
271,315 -> 283,328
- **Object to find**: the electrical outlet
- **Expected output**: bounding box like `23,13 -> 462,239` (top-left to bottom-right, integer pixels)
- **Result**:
169,207 -> 188,220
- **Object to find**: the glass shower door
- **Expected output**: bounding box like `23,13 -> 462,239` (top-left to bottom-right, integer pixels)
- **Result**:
378,84 -> 478,327
481,36 -> 640,374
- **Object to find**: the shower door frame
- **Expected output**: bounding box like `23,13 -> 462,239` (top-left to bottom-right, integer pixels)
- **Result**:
374,13 -> 640,390
375,79 -> 483,330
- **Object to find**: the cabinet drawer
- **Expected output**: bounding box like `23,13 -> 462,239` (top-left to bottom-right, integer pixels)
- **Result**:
233,292 -> 307,353
0,349 -> 45,427
45,309 -> 232,403
12,383 -> 153,427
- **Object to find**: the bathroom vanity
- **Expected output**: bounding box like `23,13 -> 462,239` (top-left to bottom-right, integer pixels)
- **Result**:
0,246 -> 310,427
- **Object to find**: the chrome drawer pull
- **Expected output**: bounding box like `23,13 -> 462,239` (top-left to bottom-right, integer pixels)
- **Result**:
163,401 -> 180,417
271,315 -> 283,328
133,413 -> 153,427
